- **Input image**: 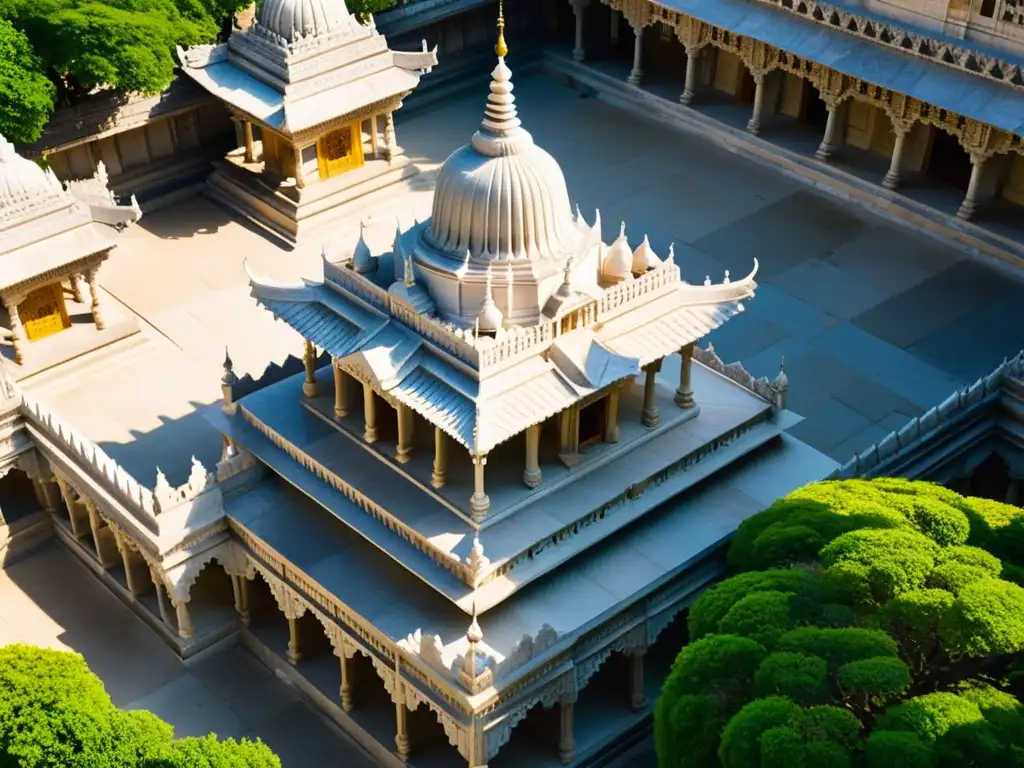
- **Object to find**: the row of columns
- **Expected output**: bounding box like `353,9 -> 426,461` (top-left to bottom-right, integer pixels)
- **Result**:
573,2 -> 990,221
304,341 -> 697,523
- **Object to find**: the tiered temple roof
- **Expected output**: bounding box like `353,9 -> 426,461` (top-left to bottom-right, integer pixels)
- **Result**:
0,135 -> 141,293
177,0 -> 437,135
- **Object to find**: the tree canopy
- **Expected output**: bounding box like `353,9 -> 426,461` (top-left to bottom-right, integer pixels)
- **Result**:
0,644 -> 280,768
656,479 -> 1024,768
0,18 -> 55,143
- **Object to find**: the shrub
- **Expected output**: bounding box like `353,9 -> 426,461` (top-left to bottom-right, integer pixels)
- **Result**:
865,730 -> 936,768
836,657 -> 912,706
820,528 -> 938,602
875,692 -> 985,743
718,697 -> 800,768
962,496 -> 1024,570
689,569 -> 820,641
753,653 -> 830,706
776,627 -> 899,670
941,579 -> 1024,657
717,591 -> 798,650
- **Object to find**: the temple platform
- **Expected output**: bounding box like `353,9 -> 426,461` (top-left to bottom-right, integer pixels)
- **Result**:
224,428 -> 836,661
205,148 -> 426,247
2,286 -> 140,382
214,357 -> 801,612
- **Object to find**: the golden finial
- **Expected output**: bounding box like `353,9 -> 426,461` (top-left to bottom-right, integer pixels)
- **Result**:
495,0 -> 508,58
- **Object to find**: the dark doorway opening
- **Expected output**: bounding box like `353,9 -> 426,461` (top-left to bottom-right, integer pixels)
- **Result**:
927,130 -> 973,189
579,399 -> 606,448
804,83 -> 828,130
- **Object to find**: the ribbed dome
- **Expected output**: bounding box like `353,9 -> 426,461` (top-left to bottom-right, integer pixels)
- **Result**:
602,224 -> 634,283
0,135 -> 67,214
426,58 -> 579,262
257,0 -> 350,43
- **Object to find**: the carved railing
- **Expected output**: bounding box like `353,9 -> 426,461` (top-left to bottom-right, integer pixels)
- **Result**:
596,258 -> 681,320
21,395 -> 158,520
832,351 -> 1024,479
21,395 -> 221,531
237,404 -> 477,584
693,344 -> 781,404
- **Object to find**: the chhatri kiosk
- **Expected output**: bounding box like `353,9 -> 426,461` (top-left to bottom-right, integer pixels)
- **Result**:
207,14 -> 836,765
0,135 -> 140,376
177,0 -> 438,244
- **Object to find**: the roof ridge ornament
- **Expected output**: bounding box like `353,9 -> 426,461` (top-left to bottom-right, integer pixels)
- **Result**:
495,0 -> 508,58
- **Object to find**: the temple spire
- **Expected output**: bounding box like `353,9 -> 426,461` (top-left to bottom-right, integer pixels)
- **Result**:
475,0 -> 523,146
495,0 -> 507,58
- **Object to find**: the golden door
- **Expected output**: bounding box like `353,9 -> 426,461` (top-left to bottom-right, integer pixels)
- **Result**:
20,283 -> 70,342
316,123 -> 365,180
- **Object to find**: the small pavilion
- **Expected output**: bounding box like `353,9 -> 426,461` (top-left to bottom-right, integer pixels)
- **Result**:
177,0 -> 438,244
0,135 -> 141,374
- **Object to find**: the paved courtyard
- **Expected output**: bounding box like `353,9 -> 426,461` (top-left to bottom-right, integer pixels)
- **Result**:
9,69 -> 1024,767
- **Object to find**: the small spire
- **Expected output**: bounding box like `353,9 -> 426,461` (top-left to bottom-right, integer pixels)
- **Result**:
221,347 -> 238,386
467,602 -> 483,644
495,0 -> 508,58
775,357 -> 789,390
618,221 -> 626,240
724,270 -> 731,284
704,275 -> 711,286
556,258 -> 573,298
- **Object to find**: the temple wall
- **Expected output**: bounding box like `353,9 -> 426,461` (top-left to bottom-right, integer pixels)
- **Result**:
1002,155 -> 1024,205
43,102 -> 232,210
711,50 -> 745,97
777,73 -> 804,119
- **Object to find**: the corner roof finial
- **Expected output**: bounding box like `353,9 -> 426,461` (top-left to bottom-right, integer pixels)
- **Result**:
495,0 -> 508,58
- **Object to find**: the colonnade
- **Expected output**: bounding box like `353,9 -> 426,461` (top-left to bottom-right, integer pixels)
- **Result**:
302,341 -> 697,521
568,0 -> 1004,222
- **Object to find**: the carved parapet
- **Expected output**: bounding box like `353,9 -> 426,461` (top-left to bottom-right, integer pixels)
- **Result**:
20,395 -> 158,520
494,624 -> 559,682
832,351 -> 1022,479
400,629 -> 452,676
152,457 -> 217,514
693,344 -> 781,405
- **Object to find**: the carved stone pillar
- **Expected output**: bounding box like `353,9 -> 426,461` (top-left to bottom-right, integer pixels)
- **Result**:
231,574 -> 251,626
396,403 -> 414,464
84,500 -> 118,568
523,423 -> 542,488
571,0 -> 589,62
957,153 -> 986,220
883,126 -> 909,190
395,687 -> 411,759
174,600 -> 195,640
747,73 -> 766,135
470,453 -> 490,521
287,617 -> 302,664
363,383 -> 378,443
302,340 -> 318,397
642,361 -> 661,428
55,479 -> 88,539
293,145 -> 306,189
384,112 -> 396,165
558,700 -> 575,764
116,534 -> 145,595
629,650 -> 647,711
559,405 -> 582,466
340,653 -> 353,711
70,274 -> 84,303
334,364 -> 353,417
628,26 -> 644,85
4,294 -> 26,365
244,121 -> 255,163
86,267 -> 105,331
604,385 -> 621,443
675,343 -> 695,408
431,427 -> 447,488
815,101 -> 842,162
681,48 -> 700,105
370,115 -> 380,158
152,572 -> 174,627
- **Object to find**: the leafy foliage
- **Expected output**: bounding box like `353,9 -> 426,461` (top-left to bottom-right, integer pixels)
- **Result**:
0,18 -> 54,143
0,644 -> 279,768
655,480 -> 1024,768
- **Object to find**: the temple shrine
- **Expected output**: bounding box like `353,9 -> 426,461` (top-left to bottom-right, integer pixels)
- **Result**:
0,135 -> 141,375
177,0 -> 438,244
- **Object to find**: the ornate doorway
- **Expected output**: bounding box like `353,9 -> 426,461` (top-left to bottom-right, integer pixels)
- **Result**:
316,123 -> 365,180
19,283 -> 70,341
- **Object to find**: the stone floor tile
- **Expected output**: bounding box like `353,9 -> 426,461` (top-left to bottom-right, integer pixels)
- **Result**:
808,322 -> 966,410
741,284 -> 838,342
186,644 -> 273,703
242,701 -> 379,768
827,423 -> 896,464
222,669 -> 302,729
785,397 -> 874,454
822,225 -> 964,293
851,260 -> 1018,350
771,257 -> 886,321
127,674 -> 244,740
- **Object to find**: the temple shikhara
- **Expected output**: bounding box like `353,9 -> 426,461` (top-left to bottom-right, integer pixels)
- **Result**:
0,136 -> 141,376
177,0 -> 438,243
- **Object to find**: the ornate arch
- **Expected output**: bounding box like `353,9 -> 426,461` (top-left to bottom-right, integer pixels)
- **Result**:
163,540 -> 248,604
403,683 -> 467,760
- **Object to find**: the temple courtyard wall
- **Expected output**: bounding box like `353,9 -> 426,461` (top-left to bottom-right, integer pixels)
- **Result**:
6,71 -> 1024,764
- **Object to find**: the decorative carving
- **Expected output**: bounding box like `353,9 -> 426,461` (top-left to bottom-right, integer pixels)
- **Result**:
152,456 -> 216,514
495,624 -> 559,680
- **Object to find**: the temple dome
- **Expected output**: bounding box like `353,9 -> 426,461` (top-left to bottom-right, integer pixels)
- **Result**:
257,0 -> 350,43
0,135 -> 67,213
602,224 -> 634,283
426,58 -> 579,262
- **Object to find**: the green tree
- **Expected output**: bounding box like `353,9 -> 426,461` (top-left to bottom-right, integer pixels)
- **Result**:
0,644 -> 279,768
655,480 -> 1024,768
0,18 -> 54,143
